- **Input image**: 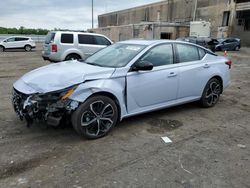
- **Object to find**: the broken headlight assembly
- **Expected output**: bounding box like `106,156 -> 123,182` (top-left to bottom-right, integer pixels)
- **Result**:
12,85 -> 80,127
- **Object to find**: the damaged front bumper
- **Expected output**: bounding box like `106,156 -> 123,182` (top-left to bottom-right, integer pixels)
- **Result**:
12,88 -> 79,127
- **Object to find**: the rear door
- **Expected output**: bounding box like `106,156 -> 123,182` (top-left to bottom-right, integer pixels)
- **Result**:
15,37 -> 28,48
77,34 -> 100,58
176,43 -> 210,99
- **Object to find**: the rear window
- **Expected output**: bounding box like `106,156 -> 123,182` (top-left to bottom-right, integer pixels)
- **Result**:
61,34 -> 74,44
94,36 -> 111,46
45,32 -> 55,44
78,34 -> 95,45
198,48 -> 206,59
176,44 -> 200,63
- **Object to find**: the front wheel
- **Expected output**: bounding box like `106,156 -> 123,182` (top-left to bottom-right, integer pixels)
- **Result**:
0,46 -> 4,52
71,95 -> 118,139
200,78 -> 222,108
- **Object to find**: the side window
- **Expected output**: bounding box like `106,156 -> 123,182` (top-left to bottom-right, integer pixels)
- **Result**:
94,36 -> 111,46
61,34 -> 73,44
15,38 -> 27,41
176,44 -> 199,63
140,44 -> 173,67
228,39 -> 236,43
78,34 -> 96,45
6,38 -> 15,42
198,48 -> 206,59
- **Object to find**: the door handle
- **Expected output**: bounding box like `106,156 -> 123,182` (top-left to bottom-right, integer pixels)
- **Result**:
168,72 -> 177,78
203,64 -> 210,68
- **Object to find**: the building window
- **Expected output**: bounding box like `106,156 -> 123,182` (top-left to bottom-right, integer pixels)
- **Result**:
160,32 -> 172,39
143,8 -> 150,21
245,19 -> 250,30
222,11 -> 230,26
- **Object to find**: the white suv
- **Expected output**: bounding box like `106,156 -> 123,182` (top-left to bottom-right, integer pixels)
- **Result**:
0,36 -> 36,52
42,31 -> 113,62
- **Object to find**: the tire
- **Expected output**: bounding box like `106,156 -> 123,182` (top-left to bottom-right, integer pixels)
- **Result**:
200,78 -> 222,108
71,95 -> 118,139
24,45 -> 32,52
235,46 -> 240,51
0,46 -> 4,52
65,54 -> 81,61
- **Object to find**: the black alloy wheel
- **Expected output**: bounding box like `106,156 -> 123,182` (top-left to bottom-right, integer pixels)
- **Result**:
72,95 -> 118,139
200,78 -> 222,107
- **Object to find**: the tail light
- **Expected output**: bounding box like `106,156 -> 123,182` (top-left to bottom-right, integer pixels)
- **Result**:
225,60 -> 232,69
51,44 -> 57,52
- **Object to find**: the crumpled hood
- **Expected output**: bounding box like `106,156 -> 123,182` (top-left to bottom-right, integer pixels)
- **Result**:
14,60 -> 115,94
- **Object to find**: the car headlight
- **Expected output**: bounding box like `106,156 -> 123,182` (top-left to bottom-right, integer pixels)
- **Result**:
31,85 -> 78,102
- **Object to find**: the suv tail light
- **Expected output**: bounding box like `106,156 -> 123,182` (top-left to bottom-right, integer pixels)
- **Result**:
51,44 -> 57,52
225,60 -> 232,69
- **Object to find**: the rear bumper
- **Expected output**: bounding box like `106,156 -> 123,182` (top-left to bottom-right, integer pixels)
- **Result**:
42,51 -> 61,62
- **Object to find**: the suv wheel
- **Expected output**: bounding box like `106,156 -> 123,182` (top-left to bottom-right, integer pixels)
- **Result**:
24,45 -> 32,52
72,95 -> 118,139
235,46 -> 240,51
200,78 -> 222,108
0,46 -> 4,52
65,54 -> 81,61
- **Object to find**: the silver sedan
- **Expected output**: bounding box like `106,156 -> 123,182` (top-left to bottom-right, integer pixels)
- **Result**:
12,40 -> 231,139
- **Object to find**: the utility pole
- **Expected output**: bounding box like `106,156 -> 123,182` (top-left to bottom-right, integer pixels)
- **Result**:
92,0 -> 94,28
193,0 -> 198,21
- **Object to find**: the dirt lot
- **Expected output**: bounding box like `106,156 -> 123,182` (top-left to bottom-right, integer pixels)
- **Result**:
0,44 -> 249,188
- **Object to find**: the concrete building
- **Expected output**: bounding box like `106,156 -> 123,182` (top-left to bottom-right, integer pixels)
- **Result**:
89,0 -> 250,46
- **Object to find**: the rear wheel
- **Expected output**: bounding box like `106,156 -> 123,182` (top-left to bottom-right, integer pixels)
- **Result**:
24,45 -> 32,52
235,46 -> 240,51
65,54 -> 81,61
72,95 -> 118,139
200,78 -> 222,108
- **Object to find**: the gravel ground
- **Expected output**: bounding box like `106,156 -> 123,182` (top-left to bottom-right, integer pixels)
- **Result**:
0,44 -> 249,188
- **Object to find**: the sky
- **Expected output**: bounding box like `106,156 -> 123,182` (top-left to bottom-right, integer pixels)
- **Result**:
0,0 -> 162,30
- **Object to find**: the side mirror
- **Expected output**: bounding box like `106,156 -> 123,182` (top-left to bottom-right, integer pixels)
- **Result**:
131,61 -> 153,71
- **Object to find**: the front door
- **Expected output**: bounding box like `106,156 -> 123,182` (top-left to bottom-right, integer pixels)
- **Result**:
126,44 -> 179,114
5,37 -> 16,48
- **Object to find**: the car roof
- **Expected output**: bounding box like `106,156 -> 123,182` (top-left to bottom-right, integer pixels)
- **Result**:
119,39 -> 180,46
51,31 -> 107,37
7,36 -> 30,38
119,39 -> 207,46
119,39 -> 216,55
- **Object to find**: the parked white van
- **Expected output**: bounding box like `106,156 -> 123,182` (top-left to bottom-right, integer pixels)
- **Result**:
42,31 -> 113,62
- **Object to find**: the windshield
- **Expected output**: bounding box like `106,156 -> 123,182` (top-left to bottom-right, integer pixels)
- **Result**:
45,32 -> 55,44
84,43 -> 146,68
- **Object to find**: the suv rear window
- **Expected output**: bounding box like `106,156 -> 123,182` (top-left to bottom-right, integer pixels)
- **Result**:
61,34 -> 73,44
45,32 -> 55,44
78,34 -> 95,45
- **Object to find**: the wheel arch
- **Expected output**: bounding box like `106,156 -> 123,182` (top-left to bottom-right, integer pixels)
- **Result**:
210,75 -> 223,93
65,53 -> 82,60
62,49 -> 83,60
0,45 -> 5,50
87,91 -> 122,121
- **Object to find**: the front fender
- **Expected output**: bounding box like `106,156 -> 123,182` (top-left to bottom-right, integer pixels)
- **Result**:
69,78 -> 127,119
